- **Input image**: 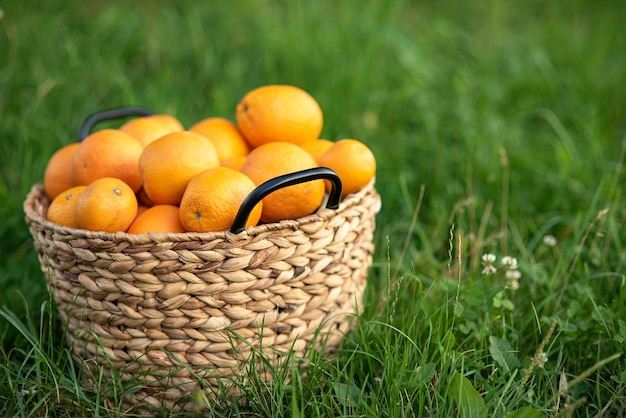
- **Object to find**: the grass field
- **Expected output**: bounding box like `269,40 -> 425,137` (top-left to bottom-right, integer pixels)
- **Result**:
2,0 -> 626,416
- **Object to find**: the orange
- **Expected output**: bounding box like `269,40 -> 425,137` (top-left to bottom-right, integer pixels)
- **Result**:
151,114 -> 185,132
119,114 -> 184,148
179,167 -> 262,232
239,142 -> 324,223
318,139 -> 376,197
46,185 -> 86,228
220,155 -> 247,171
235,85 -> 323,148
299,138 -> 334,164
138,131 -> 220,205
74,177 -> 138,232
43,142 -> 79,200
188,117 -> 251,161
127,205 -> 185,234
73,129 -> 143,192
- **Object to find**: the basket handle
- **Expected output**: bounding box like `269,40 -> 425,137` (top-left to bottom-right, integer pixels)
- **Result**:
230,167 -> 342,234
78,106 -> 154,141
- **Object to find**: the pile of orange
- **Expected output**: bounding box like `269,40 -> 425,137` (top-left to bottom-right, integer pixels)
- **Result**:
42,85 -> 377,234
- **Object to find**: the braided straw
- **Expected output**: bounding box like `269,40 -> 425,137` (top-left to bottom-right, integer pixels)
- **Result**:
23,180 -> 381,413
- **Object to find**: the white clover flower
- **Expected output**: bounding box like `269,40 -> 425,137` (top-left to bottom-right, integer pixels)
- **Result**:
543,235 -> 557,247
20,387 -> 37,396
505,269 -> 521,281
482,265 -> 497,275
501,256 -> 518,270
506,278 -> 520,291
481,253 -> 497,275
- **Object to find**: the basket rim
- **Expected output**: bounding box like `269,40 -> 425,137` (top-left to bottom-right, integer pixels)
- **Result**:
24,178 -> 379,245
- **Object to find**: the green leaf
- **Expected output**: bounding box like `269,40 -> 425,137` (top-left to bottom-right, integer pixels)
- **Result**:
459,320 -> 477,335
448,373 -> 487,418
464,287 -> 485,307
506,406 -> 546,418
489,336 -> 521,372
556,317 -> 578,333
333,381 -> 361,407
499,298 -> 515,311
408,363 -> 437,387
592,305 -> 612,325
485,285 -> 507,310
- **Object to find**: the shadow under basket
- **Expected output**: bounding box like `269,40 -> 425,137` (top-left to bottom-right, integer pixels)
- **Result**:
23,178 -> 381,413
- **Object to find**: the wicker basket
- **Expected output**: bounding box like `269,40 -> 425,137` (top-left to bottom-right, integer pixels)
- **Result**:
24,151 -> 381,411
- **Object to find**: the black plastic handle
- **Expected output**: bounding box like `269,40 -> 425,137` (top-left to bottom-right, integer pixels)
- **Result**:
230,167 -> 342,234
78,106 -> 154,141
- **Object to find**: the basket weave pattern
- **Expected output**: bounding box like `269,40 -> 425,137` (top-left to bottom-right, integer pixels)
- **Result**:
24,180 -> 381,410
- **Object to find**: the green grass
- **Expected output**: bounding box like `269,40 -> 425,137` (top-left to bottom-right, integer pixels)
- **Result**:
2,0 -> 626,416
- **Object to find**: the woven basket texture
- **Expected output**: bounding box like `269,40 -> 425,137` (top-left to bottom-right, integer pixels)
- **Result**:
23,180 -> 381,413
